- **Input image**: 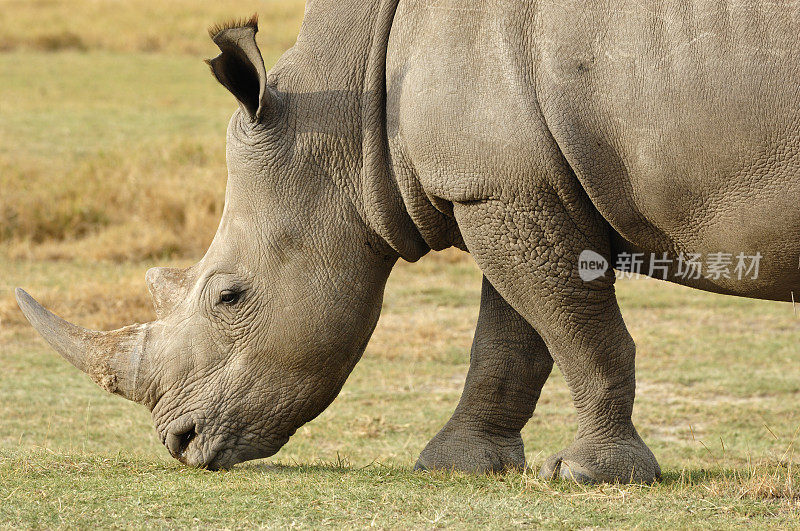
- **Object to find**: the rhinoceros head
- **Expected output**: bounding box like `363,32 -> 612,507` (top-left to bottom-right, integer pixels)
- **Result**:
15,16 -> 398,469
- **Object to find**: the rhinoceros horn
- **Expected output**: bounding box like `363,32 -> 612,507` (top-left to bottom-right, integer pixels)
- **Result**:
15,288 -> 150,403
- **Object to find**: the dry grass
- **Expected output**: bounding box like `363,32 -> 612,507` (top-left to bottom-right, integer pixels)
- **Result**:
1,141 -> 226,262
0,0 -> 305,55
0,272 -> 154,333
0,0 -> 300,263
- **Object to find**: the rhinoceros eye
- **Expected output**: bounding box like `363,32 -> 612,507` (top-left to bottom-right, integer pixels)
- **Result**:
219,289 -> 242,305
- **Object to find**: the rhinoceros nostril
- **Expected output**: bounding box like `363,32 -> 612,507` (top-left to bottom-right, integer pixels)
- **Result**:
165,425 -> 197,458
176,427 -> 197,456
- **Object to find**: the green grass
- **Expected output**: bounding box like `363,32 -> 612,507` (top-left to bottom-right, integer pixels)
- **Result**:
2,1 -> 800,527
0,52 -> 232,162
3,258 -> 800,527
0,50 -> 234,259
2,453 -> 799,529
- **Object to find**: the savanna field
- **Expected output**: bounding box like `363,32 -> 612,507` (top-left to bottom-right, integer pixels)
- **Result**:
2,1 -> 800,528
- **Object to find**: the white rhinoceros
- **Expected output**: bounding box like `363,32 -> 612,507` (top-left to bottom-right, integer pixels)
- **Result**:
17,1 -> 800,483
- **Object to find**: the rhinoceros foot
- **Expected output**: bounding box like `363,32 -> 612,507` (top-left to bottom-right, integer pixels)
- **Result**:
413,423 -> 525,474
539,434 -> 661,485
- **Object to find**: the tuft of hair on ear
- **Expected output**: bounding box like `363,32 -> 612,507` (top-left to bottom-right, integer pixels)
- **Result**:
207,13 -> 259,40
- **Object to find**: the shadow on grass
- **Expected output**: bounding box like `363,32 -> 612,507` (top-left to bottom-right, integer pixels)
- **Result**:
235,458 -> 404,476
236,461 -> 770,489
660,468 -> 738,485
8,446 -> 798,501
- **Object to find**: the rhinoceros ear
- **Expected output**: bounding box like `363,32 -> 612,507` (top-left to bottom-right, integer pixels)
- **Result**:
206,14 -> 275,122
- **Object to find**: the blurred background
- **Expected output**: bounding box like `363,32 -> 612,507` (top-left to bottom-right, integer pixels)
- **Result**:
0,0 -> 305,265
1,1 -> 800,525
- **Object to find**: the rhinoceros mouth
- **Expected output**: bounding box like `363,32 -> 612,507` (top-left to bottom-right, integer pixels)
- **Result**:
204,434 -> 291,470
159,413 -> 291,470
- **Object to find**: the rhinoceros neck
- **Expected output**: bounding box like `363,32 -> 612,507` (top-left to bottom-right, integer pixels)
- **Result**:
269,0 -> 439,261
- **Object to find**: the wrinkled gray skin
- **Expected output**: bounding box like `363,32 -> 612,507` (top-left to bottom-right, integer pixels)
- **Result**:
16,0 -> 800,482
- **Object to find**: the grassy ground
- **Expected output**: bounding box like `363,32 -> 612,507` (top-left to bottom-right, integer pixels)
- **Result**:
2,1 -> 800,528
3,258 -> 800,528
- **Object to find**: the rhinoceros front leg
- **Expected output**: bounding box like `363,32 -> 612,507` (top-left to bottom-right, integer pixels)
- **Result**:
452,195 -> 660,484
415,275 -> 554,473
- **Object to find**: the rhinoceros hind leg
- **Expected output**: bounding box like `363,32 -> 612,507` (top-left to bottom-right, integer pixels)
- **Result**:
453,192 -> 658,485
